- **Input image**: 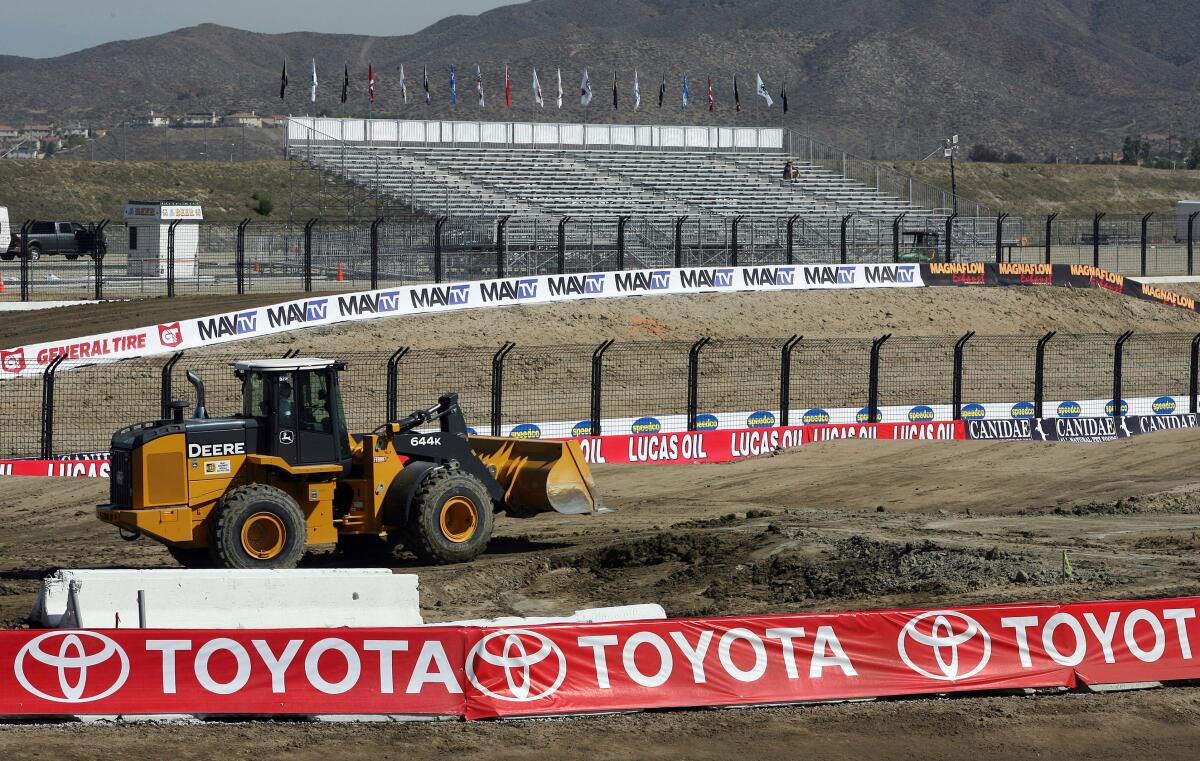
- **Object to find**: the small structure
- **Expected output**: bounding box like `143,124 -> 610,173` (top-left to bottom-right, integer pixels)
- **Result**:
224,111 -> 263,128
179,112 -> 218,128
133,111 -> 170,128
1178,200 -> 1200,243
123,200 -> 204,278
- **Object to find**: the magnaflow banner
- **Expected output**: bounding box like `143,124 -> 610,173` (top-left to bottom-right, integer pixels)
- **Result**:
0,264 -> 923,380
0,596 -> 1195,718
964,413 -> 1200,442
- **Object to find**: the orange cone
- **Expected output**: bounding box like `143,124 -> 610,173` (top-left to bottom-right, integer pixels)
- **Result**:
337,262 -> 345,282
0,276 -> 5,294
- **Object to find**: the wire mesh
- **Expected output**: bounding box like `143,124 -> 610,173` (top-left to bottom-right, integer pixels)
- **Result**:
787,338 -> 873,423
876,336 -> 957,422
498,345 -> 593,433
601,341 -> 693,433
393,347 -> 494,433
695,338 -> 785,422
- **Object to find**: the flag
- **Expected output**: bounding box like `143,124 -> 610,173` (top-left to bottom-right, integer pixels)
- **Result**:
450,65 -> 457,105
504,65 -> 512,108
310,59 -> 318,103
533,68 -> 544,108
280,61 -> 288,99
580,69 -> 593,106
658,74 -> 665,107
681,75 -> 689,109
368,62 -> 375,104
341,64 -> 349,104
756,73 -> 774,107
556,68 -> 563,108
423,65 -> 430,104
707,76 -> 714,111
780,82 -> 788,114
633,70 -> 641,111
475,65 -> 485,107
399,64 -> 408,104
734,75 -> 741,112
612,73 -> 618,109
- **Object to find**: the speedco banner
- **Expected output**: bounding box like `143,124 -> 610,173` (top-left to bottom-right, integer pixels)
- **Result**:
0,264 -> 922,379
1,596 -> 1197,718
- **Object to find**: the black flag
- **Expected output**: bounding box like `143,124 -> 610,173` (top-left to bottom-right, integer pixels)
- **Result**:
279,62 -> 288,99
734,75 -> 741,112
781,82 -> 788,114
341,64 -> 349,104
612,73 -> 618,109
657,74 -> 665,108
423,65 -> 431,104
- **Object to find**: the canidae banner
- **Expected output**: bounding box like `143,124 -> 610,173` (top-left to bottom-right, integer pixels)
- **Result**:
0,264 -> 923,380
0,597 -> 1196,718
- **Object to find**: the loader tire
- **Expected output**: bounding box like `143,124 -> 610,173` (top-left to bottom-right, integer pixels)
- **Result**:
210,484 -> 307,569
405,467 -> 494,564
167,545 -> 214,568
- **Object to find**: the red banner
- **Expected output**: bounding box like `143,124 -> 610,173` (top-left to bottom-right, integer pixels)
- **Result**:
0,596 -> 1194,717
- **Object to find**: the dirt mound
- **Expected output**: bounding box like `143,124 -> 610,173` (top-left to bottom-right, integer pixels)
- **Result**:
1052,488 -> 1200,516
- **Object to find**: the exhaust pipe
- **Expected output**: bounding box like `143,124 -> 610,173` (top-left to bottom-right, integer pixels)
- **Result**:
186,370 -> 209,419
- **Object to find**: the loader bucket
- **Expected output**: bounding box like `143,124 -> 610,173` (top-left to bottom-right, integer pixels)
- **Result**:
468,436 -> 605,517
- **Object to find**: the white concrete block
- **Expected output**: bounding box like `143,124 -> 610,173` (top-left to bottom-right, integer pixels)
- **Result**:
447,603 -> 666,627
33,569 -> 422,629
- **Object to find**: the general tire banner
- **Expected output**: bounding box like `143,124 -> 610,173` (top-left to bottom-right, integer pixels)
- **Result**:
1,597 -> 1198,718
0,264 -> 923,379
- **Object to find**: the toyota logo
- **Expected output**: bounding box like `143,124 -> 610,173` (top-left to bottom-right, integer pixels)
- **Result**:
466,629 -> 566,702
897,610 -> 991,681
15,631 -> 130,703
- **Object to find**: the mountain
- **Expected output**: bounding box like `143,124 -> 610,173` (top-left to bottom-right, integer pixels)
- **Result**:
0,0 -> 1196,157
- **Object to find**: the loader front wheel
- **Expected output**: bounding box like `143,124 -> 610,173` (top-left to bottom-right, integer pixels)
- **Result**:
406,468 -> 494,564
211,484 -> 307,569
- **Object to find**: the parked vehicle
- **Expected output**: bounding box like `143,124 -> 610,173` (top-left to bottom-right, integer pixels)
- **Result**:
4,221 -> 105,261
0,207 -> 9,256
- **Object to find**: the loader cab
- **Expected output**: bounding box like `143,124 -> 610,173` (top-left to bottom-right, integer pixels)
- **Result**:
234,358 -> 352,468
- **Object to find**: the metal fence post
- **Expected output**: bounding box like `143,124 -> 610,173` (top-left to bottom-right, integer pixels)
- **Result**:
686,337 -> 711,431
590,339 -> 614,435
19,221 -> 31,302
944,213 -> 957,263
40,356 -> 66,460
1140,213 -> 1153,276
1034,331 -> 1055,419
1188,211 -> 1198,276
496,215 -> 510,279
994,212 -> 1009,264
490,342 -> 516,436
952,331 -> 974,420
557,216 -> 570,274
1044,212 -> 1058,265
674,216 -> 687,268
778,335 -> 801,426
369,217 -> 384,290
867,334 -> 891,423
386,346 -> 409,422
617,215 -> 631,271
433,216 -> 447,283
786,214 -> 799,265
1092,212 -> 1106,268
235,218 -> 249,295
166,220 -> 180,298
1190,333 -> 1200,414
303,217 -> 318,292
92,219 -> 109,301
892,213 -> 908,263
1112,331 -> 1133,418
160,351 -> 184,419
730,215 -> 745,267
839,213 -> 854,264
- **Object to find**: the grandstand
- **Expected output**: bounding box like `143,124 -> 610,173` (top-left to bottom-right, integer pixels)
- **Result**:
285,118 -> 961,229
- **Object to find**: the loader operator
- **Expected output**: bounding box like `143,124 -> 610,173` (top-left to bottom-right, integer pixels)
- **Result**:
277,378 -> 295,424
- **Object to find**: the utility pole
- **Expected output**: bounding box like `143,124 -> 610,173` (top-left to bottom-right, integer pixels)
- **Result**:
944,134 -> 960,215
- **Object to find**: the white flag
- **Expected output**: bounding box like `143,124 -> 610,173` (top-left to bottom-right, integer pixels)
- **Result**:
475,65 -> 485,107
399,64 -> 408,104
310,58 -> 318,103
755,73 -> 774,107
556,68 -> 563,109
633,69 -> 641,111
580,69 -> 592,106
533,68 -> 545,108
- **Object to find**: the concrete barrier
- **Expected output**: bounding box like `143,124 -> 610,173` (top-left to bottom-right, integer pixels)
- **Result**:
32,569 -> 422,629
446,603 -> 666,627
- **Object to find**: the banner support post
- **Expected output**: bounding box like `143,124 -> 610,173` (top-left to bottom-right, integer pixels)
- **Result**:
779,335 -> 801,426
867,334 -> 891,423
589,339 -> 614,436
686,337 -> 711,431
1034,331 -> 1055,419
952,331 -> 974,420
1113,331 -> 1134,419
490,342 -> 516,436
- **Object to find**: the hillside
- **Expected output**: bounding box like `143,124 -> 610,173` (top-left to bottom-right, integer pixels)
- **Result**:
0,1 -> 1197,157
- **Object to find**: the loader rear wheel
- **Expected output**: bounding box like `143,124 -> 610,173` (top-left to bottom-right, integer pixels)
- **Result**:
406,468 -> 494,564
210,484 -> 307,569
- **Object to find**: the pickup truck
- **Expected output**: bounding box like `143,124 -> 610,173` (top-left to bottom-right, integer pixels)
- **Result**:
4,221 -> 106,261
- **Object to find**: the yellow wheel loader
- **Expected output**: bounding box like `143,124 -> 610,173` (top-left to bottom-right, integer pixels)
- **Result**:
97,358 -> 604,568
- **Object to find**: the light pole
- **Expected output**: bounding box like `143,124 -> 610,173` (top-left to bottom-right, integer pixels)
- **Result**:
943,134 -> 959,215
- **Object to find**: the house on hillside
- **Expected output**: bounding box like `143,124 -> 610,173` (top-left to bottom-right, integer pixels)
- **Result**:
262,115 -> 286,128
179,112 -> 219,128
61,124 -> 90,138
19,125 -> 53,140
4,144 -> 41,159
224,111 -> 262,128
0,125 -> 18,140
133,111 -> 170,128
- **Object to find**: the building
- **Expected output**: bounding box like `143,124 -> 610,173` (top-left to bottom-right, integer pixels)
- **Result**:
134,111 -> 171,128
179,112 -> 219,128
224,111 -> 263,128
5,144 -> 41,159
0,125 -> 18,140
61,124 -> 90,138
19,124 -> 53,140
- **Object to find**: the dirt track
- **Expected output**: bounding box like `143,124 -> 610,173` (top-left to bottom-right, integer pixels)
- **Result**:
1,432 -> 1200,756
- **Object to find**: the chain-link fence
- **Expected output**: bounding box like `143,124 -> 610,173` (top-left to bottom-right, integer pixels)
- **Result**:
8,331 -> 1200,459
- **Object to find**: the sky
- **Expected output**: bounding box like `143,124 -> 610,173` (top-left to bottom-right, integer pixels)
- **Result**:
2,0 -> 520,58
